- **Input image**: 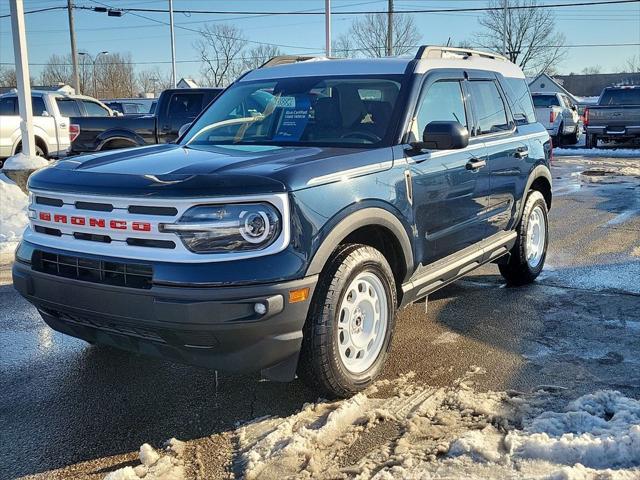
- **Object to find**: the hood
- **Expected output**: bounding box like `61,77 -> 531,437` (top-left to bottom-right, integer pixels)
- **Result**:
28,143 -> 387,197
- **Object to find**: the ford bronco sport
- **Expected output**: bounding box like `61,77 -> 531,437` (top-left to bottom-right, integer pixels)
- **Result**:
13,47 -> 552,398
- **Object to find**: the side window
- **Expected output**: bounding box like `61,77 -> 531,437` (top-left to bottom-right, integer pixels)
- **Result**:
468,81 -> 511,135
167,93 -> 204,119
81,100 -> 110,117
56,99 -> 81,117
31,96 -> 47,116
0,97 -> 16,115
415,80 -> 467,137
503,78 -> 536,125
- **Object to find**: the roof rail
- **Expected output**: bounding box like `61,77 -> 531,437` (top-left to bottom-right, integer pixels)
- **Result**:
259,55 -> 326,69
415,46 -> 507,62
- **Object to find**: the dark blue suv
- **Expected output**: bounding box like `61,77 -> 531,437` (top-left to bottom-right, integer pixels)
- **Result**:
13,47 -> 552,397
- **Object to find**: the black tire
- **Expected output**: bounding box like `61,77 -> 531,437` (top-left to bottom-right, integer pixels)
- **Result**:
499,191 -> 549,286
297,244 -> 397,398
565,126 -> 580,145
585,134 -> 597,149
16,142 -> 45,157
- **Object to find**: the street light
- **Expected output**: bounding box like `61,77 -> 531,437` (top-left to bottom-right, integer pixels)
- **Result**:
79,50 -> 108,98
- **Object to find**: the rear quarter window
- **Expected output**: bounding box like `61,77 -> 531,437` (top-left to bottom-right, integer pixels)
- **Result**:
503,78 -> 536,124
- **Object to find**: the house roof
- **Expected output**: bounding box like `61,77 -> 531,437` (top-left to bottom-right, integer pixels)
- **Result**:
527,73 -> 577,101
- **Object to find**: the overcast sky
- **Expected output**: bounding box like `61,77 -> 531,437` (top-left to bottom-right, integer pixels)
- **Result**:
1,0 -> 639,82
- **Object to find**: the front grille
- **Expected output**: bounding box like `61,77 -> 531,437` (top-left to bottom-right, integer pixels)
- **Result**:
33,250 -> 153,289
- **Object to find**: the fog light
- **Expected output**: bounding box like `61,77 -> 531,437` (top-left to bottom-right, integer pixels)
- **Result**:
254,303 -> 267,315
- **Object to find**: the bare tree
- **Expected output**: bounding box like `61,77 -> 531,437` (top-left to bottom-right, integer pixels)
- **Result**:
137,67 -> 172,96
196,23 -> 246,87
349,13 -> 421,57
332,34 -> 358,58
94,53 -> 136,98
477,0 -> 566,75
40,53 -> 91,93
581,65 -> 602,75
0,67 -> 18,87
241,44 -> 282,71
624,55 -> 640,73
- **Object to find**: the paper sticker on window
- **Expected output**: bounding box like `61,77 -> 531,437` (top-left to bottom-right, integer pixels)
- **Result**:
276,96 -> 296,108
273,96 -> 310,141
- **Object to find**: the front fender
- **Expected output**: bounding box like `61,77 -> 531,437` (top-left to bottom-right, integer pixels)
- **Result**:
305,203 -> 414,281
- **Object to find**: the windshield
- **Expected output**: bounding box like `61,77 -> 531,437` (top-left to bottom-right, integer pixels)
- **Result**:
600,88 -> 640,106
181,75 -> 403,148
532,95 -> 560,108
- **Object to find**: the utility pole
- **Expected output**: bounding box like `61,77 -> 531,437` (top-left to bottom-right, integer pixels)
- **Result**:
325,0 -> 331,57
386,0 -> 393,56
169,0 -> 177,87
502,0 -> 508,57
9,0 -> 35,158
67,0 -> 81,94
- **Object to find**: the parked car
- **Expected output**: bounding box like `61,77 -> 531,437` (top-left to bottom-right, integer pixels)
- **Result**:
0,90 -> 116,163
70,88 -> 223,154
584,86 -> 640,148
531,92 -> 580,145
103,98 -> 156,116
14,47 -> 552,398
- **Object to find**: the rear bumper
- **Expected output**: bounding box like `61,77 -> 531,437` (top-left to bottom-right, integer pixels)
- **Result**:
12,260 -> 317,380
586,125 -> 640,137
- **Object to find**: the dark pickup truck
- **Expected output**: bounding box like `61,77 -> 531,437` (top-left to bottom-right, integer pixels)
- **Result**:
70,88 -> 222,154
584,86 -> 640,148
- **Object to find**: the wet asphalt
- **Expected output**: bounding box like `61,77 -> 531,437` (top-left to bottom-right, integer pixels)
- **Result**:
1,155 -> 639,479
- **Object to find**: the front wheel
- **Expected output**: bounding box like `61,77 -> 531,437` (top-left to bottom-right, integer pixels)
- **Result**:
298,244 -> 397,398
499,191 -> 549,286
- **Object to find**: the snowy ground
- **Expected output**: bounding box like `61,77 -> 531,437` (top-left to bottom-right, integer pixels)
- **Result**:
0,173 -> 28,254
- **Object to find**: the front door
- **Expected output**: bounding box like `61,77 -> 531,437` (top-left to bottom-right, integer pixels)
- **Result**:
406,73 -> 490,267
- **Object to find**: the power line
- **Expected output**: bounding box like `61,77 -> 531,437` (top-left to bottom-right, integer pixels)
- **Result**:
85,0 -> 640,15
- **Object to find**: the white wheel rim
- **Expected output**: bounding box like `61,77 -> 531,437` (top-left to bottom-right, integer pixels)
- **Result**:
525,205 -> 546,269
337,271 -> 388,374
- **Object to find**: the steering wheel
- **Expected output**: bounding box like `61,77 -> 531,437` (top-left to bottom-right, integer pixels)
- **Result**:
340,131 -> 382,143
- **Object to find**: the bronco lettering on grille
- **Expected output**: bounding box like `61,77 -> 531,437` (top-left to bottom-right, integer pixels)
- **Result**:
37,212 -> 152,232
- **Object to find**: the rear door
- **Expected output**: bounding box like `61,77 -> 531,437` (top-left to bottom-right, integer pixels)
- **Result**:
160,92 -> 205,143
466,74 -> 525,236
406,71 -> 490,266
31,95 -> 58,154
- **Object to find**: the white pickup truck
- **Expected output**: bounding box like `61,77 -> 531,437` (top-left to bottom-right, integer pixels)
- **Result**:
532,92 -> 580,146
0,90 -> 115,164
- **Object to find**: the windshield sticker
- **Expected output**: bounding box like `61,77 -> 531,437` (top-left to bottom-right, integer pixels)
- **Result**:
273,96 -> 311,141
276,96 -> 296,108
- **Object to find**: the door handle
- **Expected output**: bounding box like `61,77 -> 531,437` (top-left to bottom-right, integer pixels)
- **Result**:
466,158 -> 486,170
515,147 -> 529,159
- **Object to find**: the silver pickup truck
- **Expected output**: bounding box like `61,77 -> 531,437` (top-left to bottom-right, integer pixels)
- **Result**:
532,92 -> 580,146
584,86 -> 640,148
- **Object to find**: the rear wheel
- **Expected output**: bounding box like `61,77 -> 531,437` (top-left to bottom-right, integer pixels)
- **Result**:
298,244 -> 397,398
499,191 -> 549,286
565,126 -> 580,145
16,142 -> 45,157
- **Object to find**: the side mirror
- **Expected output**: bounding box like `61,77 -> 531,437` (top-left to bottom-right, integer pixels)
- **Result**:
178,122 -> 192,138
41,110 -> 50,117
412,121 -> 469,151
571,105 -> 578,112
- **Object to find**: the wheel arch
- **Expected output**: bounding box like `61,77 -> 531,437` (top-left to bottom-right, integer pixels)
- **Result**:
13,135 -> 49,156
305,207 -> 414,296
517,165 -> 552,224
96,130 -> 145,151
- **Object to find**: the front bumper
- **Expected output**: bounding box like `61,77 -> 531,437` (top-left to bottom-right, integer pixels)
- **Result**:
12,259 -> 317,380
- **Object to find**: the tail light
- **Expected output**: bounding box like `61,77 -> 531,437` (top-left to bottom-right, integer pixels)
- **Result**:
583,107 -> 589,127
549,109 -> 556,124
69,124 -> 80,143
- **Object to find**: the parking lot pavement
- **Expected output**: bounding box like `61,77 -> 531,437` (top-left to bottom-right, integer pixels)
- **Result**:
1,155 -> 639,479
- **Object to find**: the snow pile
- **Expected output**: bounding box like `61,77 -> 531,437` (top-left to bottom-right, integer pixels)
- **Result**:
0,173 -> 28,252
104,439 -> 186,480
555,148 -> 640,158
2,151 -> 48,170
235,371 -> 640,479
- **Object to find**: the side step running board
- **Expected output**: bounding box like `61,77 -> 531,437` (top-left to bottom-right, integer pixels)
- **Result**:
400,231 -> 516,307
